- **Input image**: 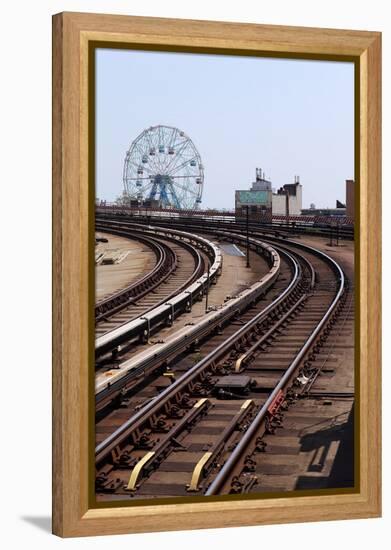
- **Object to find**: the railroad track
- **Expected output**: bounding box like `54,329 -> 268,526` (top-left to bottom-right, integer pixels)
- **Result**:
95,224 -> 210,339
94,230 -> 279,414
94,219 -> 351,500
96,209 -> 355,241
95,232 -> 177,324
95,224 -> 223,362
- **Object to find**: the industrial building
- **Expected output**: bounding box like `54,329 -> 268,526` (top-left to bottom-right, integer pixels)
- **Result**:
235,168 -> 303,219
235,168 -> 272,219
272,177 -> 302,217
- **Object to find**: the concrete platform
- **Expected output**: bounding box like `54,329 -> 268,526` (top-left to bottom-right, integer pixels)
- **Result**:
95,232 -> 155,302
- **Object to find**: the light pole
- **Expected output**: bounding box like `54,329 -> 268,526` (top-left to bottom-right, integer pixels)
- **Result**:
246,205 -> 250,268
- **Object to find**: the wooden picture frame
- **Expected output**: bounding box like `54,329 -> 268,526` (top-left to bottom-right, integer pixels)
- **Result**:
52,11 -> 381,537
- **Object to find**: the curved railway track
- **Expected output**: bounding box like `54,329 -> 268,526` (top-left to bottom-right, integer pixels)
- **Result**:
96,207 -> 355,240
95,224 -> 210,340
94,231 -> 278,414
95,233 -> 177,324
94,217 -> 352,501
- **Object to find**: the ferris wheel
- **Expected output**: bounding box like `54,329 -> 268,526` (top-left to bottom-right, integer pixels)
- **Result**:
123,125 -> 204,209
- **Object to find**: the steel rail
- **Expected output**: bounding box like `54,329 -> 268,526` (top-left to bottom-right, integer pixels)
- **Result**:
94,223 -> 220,357
96,209 -> 354,240
95,223 -> 205,329
93,215 -> 346,496
95,232 -> 176,322
116,216 -> 336,295
302,287 -> 354,395
95,245 -> 297,461
205,244 -> 345,495
94,233 -> 281,403
95,216 -> 322,293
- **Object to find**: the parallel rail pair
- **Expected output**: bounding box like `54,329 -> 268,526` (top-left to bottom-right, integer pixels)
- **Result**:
95,232 -> 177,323
95,223 -> 222,358
96,208 -> 355,240
95,237 -> 280,419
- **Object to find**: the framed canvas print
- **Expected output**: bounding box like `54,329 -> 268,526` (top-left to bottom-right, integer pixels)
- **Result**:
52,12 -> 381,537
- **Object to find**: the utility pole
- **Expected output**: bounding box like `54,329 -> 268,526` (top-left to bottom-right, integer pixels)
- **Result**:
246,205 -> 250,268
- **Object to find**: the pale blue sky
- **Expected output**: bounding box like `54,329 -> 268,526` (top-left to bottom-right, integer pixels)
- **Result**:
96,48 -> 354,209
